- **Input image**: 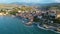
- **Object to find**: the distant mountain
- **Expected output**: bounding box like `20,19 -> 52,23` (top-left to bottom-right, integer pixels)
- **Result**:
10,2 -> 43,6
10,2 -> 60,6
44,3 -> 60,6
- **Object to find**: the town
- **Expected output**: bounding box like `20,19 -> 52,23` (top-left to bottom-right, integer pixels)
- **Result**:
0,5 -> 60,33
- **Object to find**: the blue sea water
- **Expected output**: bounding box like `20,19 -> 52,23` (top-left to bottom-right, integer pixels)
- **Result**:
0,16 -> 59,34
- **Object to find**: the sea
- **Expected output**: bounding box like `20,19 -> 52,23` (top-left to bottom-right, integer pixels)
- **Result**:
0,16 -> 59,34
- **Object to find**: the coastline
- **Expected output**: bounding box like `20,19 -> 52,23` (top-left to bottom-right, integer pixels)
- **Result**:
15,14 -> 60,34
0,15 -> 59,34
37,24 -> 60,34
0,13 -> 60,34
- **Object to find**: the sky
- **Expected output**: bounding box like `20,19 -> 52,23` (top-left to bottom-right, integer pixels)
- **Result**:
0,0 -> 60,4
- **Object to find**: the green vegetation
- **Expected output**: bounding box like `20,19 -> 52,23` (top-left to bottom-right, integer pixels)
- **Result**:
33,18 -> 40,22
0,9 -> 6,13
9,7 -> 19,15
53,18 -> 60,24
33,16 -> 41,22
9,11 -> 18,15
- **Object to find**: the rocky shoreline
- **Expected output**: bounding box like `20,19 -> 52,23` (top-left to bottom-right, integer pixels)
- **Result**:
14,9 -> 60,34
15,14 -> 60,34
37,23 -> 60,34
